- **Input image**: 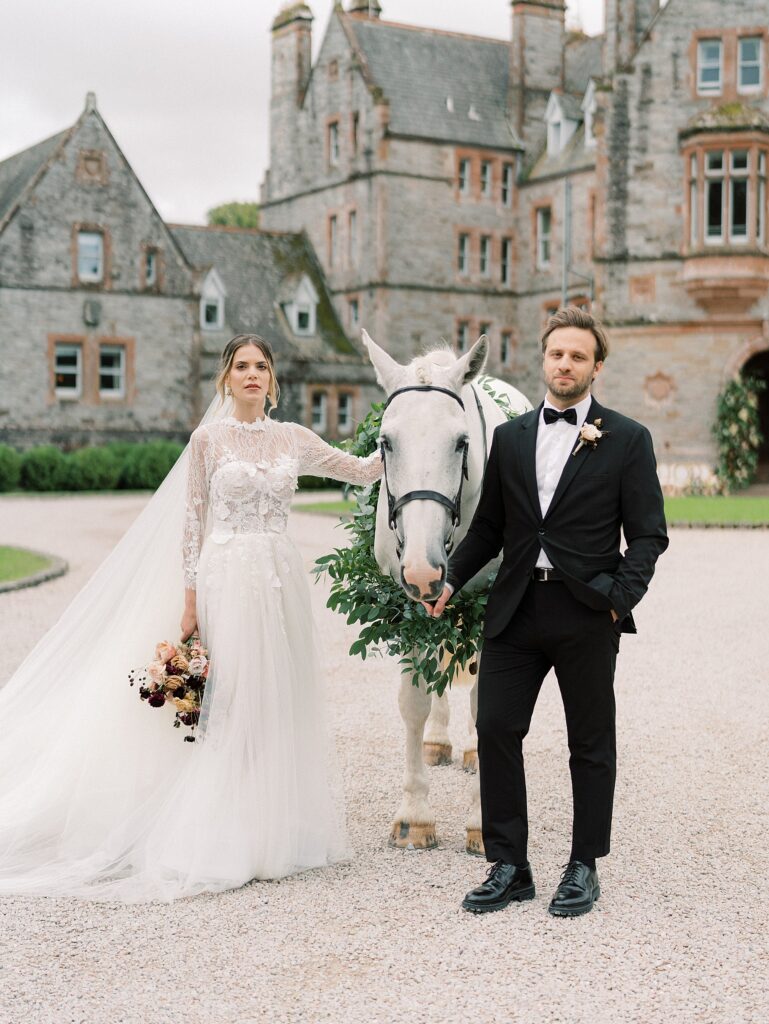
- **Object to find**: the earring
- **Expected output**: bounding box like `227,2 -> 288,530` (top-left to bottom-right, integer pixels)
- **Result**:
225,385 -> 233,396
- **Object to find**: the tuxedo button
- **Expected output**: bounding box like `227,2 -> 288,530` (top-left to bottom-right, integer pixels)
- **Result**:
538,528 -> 545,535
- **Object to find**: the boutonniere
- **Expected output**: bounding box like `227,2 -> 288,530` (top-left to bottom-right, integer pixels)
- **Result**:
572,418 -> 609,456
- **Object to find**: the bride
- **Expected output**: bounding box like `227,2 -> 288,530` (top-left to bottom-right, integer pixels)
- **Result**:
0,334 -> 382,902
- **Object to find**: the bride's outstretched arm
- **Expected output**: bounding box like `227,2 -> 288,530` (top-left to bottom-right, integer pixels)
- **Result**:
291,422 -> 382,486
181,429 -> 209,640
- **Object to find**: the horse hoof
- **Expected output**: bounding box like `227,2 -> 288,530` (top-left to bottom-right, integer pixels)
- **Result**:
389,821 -> 438,849
462,750 -> 478,773
466,829 -> 485,857
423,742 -> 452,766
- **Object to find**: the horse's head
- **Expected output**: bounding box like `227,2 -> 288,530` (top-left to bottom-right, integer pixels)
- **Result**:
363,329 -> 488,603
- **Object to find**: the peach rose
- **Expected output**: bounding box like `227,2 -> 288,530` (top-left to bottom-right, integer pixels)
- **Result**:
155,641 -> 177,664
170,654 -> 190,674
173,697 -> 197,713
164,676 -> 184,692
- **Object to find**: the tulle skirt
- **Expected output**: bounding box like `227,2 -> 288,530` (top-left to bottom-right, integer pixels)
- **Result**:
0,531 -> 348,902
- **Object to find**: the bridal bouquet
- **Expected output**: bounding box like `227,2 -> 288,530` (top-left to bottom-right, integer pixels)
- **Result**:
129,637 -> 209,741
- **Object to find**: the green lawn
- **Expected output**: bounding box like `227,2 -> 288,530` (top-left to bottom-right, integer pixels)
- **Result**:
294,500 -> 355,516
295,496 -> 769,527
665,496 -> 769,525
0,546 -> 51,583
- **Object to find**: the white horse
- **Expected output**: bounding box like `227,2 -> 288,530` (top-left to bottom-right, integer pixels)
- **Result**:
362,330 -> 531,854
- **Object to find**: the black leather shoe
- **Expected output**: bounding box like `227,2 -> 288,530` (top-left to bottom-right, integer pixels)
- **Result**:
548,861 -> 600,917
461,861 -> 535,914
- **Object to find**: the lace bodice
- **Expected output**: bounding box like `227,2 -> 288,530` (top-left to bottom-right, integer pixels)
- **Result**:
183,416 -> 381,587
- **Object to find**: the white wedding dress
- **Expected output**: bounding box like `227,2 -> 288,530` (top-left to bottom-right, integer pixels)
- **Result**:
0,413 -> 381,902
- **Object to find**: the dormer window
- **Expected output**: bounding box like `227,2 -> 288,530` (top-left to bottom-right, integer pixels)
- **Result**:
545,93 -> 579,157
697,39 -> 722,94
284,274 -> 319,336
200,268 -> 226,330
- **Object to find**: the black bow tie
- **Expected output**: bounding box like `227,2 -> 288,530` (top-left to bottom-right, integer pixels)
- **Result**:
543,407 -> 578,426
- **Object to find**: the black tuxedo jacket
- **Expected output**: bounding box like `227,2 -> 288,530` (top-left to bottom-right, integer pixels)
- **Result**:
446,398 -> 668,638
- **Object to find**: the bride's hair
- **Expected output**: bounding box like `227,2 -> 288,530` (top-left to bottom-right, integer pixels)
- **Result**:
216,334 -> 280,410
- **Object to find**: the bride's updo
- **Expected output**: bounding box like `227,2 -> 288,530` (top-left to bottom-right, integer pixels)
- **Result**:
216,334 -> 280,409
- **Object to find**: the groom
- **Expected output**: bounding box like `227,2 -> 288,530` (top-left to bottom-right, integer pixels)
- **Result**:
426,306 -> 667,916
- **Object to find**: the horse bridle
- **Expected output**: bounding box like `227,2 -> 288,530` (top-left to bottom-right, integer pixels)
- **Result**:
379,385 -> 470,558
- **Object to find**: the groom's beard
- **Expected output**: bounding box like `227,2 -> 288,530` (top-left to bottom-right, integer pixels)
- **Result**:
543,367 -> 595,403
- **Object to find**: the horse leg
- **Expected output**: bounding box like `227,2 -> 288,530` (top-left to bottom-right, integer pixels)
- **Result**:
390,670 -> 438,849
465,677 -> 484,856
423,690 -> 452,766
462,685 -> 479,773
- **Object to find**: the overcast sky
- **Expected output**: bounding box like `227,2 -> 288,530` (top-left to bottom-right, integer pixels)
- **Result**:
0,0 -> 605,225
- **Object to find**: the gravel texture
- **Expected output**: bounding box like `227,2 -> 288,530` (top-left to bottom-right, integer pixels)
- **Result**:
0,493 -> 767,1024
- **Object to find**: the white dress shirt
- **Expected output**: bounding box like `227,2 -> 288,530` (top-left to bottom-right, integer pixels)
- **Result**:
535,393 -> 593,569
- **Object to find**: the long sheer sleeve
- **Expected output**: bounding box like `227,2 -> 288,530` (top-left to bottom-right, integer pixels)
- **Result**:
183,429 -> 209,588
290,423 -> 382,486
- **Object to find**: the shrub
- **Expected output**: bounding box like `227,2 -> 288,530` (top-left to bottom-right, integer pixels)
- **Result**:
0,445 -> 22,492
713,375 -> 766,493
19,446 -> 68,492
61,447 -> 122,491
120,441 -> 185,490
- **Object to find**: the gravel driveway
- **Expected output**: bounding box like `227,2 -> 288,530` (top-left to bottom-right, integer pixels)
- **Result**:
0,494 -> 766,1024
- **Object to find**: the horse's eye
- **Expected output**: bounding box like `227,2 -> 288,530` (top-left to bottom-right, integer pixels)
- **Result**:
380,436 -> 392,452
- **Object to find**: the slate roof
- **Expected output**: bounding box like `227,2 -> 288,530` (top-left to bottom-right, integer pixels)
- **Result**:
0,129 -> 70,230
342,16 -> 521,150
679,101 -> 769,139
170,225 -> 360,362
564,32 -> 603,95
526,123 -> 596,182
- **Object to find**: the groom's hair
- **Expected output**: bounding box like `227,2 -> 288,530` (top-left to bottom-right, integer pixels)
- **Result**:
541,307 -> 609,363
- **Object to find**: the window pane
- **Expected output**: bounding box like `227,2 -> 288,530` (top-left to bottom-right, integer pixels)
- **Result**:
706,151 -> 723,172
731,150 -> 749,173
480,236 -> 491,275
204,302 -> 219,324
312,392 -> 327,431
458,234 -> 469,274
706,181 -> 723,238
457,322 -> 468,353
338,393 -> 352,431
55,343 -> 81,393
459,159 -> 470,193
739,38 -> 761,89
297,308 -> 310,330
78,232 -> 103,281
731,178 -> 748,238
698,40 -> 722,91
99,346 -> 125,394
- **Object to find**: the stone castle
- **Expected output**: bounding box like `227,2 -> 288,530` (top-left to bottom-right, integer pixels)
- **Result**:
261,0 -> 769,486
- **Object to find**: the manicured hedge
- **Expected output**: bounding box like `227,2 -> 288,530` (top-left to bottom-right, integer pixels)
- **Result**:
2,440 -> 339,493
0,445 -> 22,492
5,441 -> 184,492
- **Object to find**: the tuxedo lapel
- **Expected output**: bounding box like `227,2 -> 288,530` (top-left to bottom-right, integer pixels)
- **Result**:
545,397 -> 602,520
518,405 -> 542,521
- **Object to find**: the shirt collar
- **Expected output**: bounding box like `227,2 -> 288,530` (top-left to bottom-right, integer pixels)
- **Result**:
541,393 -> 593,426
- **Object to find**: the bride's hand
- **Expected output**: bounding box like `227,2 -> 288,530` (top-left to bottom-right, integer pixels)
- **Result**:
181,589 -> 198,642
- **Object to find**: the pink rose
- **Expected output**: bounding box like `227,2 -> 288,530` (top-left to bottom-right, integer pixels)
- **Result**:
188,656 -> 207,675
147,661 -> 167,685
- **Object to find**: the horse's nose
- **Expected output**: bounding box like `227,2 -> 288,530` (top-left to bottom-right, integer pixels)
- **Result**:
401,561 -> 445,601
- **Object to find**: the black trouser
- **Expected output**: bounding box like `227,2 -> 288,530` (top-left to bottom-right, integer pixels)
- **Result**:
476,579 -> 620,866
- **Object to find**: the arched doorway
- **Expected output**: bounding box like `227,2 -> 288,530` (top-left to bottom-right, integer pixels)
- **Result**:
742,349 -> 769,482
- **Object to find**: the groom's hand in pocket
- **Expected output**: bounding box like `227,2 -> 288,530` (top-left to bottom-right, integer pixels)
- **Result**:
421,583 -> 454,618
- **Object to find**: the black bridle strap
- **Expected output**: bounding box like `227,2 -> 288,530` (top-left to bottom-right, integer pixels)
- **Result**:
384,385 -> 465,412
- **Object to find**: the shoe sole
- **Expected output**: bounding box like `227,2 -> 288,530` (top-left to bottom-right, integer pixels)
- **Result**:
547,887 -> 600,918
461,885 -> 536,914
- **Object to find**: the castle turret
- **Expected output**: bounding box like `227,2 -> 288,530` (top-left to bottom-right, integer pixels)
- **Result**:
265,4 -> 313,202
508,1 -> 566,152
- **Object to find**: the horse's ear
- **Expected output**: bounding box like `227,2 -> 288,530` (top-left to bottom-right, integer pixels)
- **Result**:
361,329 -> 404,394
453,335 -> 488,387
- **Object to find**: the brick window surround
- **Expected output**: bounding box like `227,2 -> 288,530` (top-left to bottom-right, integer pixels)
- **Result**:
684,138 -> 769,251
305,384 -> 360,439
48,334 -> 135,405
690,28 -> 769,101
